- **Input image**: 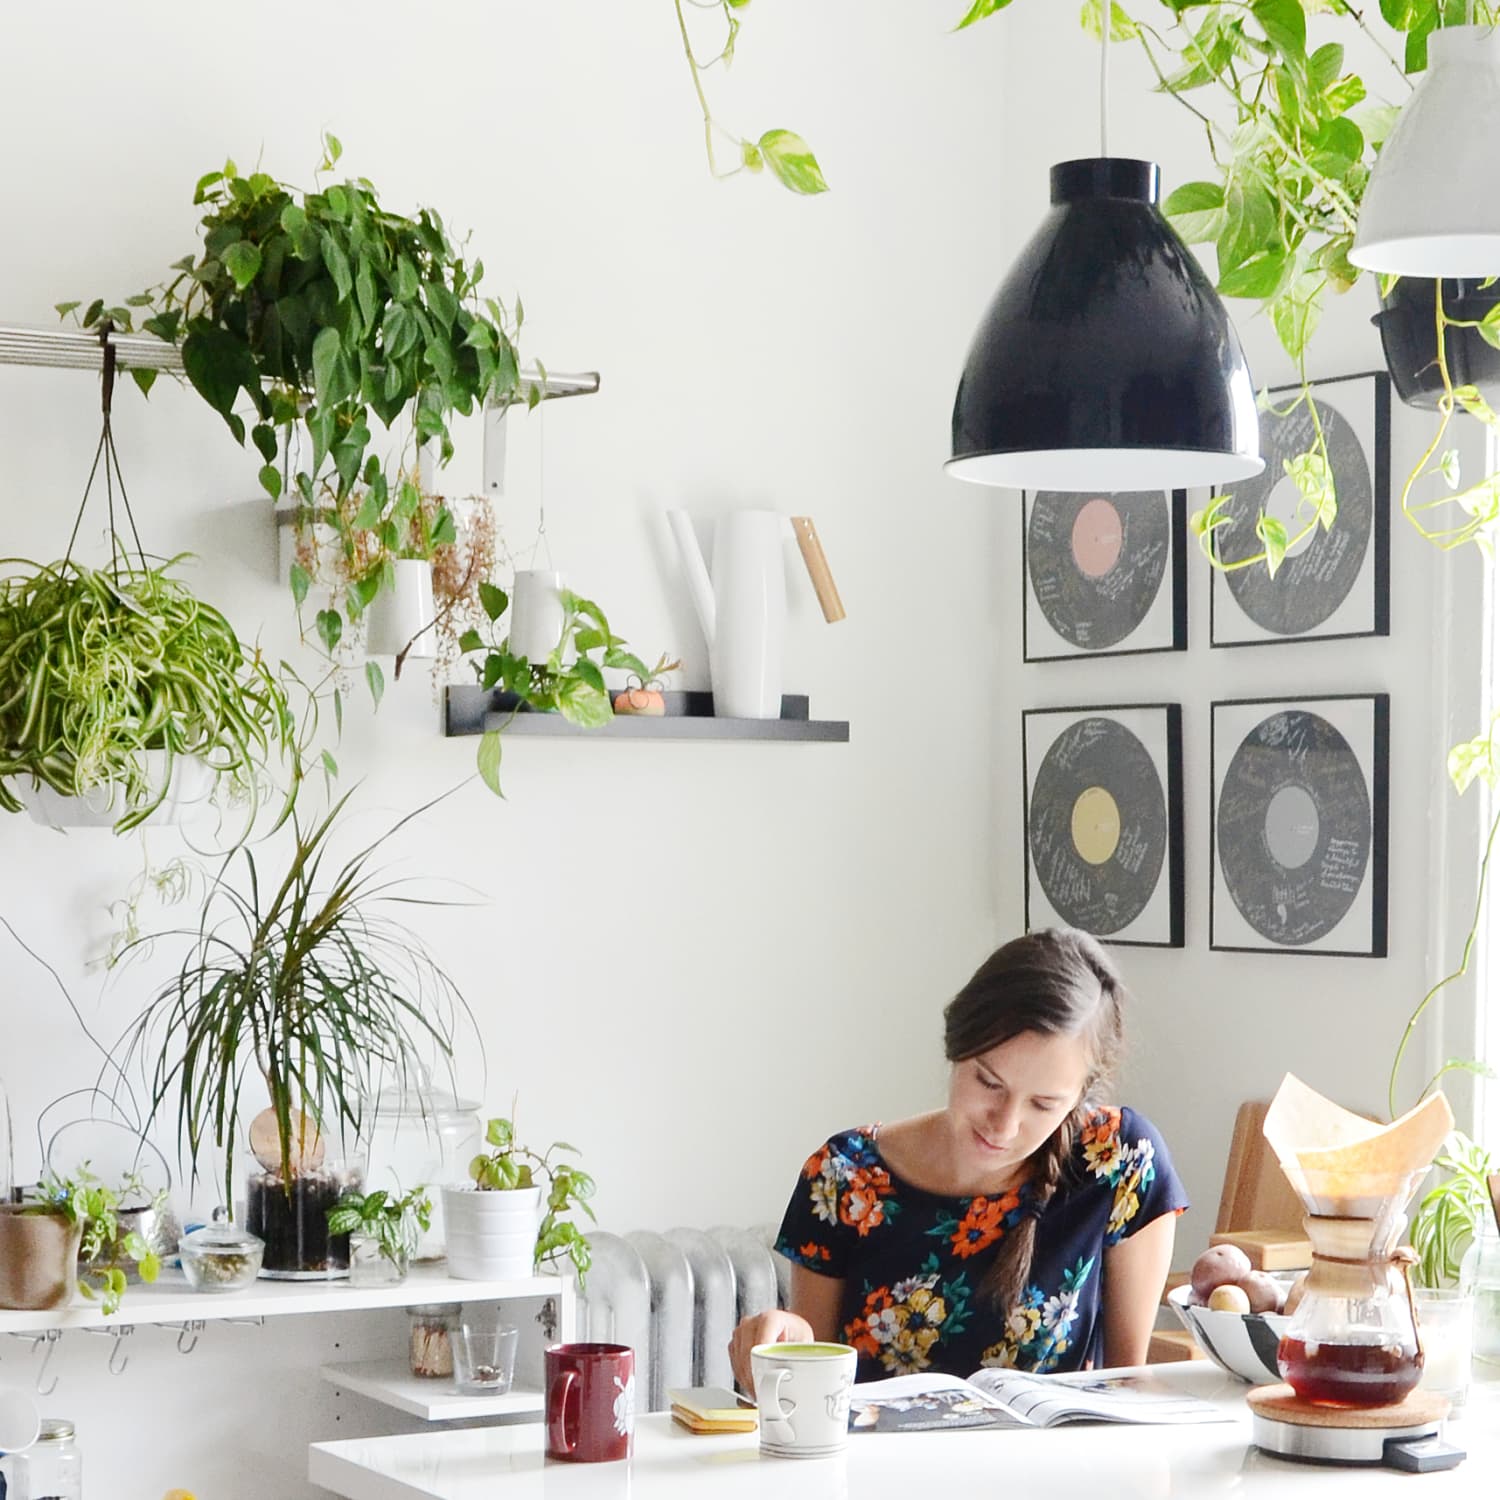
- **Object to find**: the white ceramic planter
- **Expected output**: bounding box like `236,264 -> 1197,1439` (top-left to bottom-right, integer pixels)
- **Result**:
365,559 -> 437,660
440,1184 -> 541,1281
25,752 -> 214,830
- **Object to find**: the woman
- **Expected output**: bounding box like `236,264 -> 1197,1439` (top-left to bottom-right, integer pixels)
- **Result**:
729,928 -> 1186,1387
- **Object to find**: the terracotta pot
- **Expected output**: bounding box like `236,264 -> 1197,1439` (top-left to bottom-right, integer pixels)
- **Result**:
0,1206 -> 82,1310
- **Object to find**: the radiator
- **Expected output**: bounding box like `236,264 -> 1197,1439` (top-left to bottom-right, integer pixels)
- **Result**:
571,1226 -> 790,1411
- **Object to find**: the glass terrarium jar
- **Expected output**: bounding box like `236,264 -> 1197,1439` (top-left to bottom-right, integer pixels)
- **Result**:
349,1230 -> 408,1288
363,1079 -> 480,1262
245,1158 -> 364,1280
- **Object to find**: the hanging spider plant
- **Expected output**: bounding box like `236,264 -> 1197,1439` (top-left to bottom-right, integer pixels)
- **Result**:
114,789 -> 476,1214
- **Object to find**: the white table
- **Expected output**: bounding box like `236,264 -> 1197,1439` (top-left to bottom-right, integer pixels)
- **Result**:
308,1363 -> 1500,1500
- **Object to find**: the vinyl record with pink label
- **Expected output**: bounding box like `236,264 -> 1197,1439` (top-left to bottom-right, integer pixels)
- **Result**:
1023,489 -> 1187,661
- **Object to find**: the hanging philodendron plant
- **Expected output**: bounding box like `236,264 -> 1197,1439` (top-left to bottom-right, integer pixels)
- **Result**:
0,344 -> 301,833
65,133 -> 538,648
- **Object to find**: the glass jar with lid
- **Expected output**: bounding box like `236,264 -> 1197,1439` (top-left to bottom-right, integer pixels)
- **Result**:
408,1302 -> 462,1379
179,1212 -> 264,1292
364,1075 -> 480,1262
12,1418 -> 82,1500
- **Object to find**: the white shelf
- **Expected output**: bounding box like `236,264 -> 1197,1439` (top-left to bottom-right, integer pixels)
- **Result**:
0,1264 -> 565,1335
321,1359 -> 544,1422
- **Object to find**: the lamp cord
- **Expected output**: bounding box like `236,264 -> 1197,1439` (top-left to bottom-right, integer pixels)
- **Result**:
1099,1 -> 1110,156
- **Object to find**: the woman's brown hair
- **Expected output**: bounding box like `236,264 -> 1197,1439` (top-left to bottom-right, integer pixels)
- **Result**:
942,927 -> 1127,1313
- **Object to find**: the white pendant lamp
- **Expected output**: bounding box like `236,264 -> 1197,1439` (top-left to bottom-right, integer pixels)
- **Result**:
1351,25 -> 1500,277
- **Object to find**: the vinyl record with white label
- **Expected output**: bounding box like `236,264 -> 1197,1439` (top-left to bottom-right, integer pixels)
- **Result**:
1027,716 -> 1167,936
1215,709 -> 1372,946
1217,395 -> 1372,635
1026,491 -> 1172,651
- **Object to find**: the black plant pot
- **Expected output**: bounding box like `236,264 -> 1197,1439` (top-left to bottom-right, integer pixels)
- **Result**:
1373,276 -> 1500,411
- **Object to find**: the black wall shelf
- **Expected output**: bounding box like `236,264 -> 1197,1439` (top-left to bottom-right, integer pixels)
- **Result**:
444,687 -> 849,742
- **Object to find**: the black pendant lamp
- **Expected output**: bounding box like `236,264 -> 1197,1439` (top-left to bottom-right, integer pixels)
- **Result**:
946,29 -> 1261,491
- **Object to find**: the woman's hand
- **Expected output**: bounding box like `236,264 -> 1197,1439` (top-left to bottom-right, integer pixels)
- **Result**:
728,1308 -> 815,1392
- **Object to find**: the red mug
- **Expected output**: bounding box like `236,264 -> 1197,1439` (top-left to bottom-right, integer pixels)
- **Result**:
546,1342 -> 636,1462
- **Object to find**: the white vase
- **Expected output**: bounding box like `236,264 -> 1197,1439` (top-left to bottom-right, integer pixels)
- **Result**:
440,1184 -> 541,1281
25,752 -> 214,831
365,560 -> 437,659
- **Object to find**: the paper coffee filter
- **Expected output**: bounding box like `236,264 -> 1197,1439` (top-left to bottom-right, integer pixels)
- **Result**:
1262,1074 -> 1453,1216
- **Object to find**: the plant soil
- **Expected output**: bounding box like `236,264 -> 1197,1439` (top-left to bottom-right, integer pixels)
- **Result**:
245,1170 -> 351,1278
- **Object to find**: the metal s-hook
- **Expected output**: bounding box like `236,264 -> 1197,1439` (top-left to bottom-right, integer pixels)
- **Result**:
106,1324 -> 133,1376
175,1319 -> 205,1355
32,1329 -> 62,1396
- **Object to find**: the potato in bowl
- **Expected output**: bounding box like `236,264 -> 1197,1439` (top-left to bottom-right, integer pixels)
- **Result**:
1167,1281 -> 1294,1383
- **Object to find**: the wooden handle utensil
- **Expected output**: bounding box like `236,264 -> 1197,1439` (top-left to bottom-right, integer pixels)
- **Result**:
791,516 -> 846,623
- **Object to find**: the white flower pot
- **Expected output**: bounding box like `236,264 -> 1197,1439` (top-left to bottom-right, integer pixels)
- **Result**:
366,559 -> 437,660
25,752 -> 214,831
440,1184 -> 541,1281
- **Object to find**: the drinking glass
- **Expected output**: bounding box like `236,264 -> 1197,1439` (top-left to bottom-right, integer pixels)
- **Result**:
453,1309 -> 518,1394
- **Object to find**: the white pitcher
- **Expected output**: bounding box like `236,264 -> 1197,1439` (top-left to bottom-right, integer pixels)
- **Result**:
667,510 -> 789,719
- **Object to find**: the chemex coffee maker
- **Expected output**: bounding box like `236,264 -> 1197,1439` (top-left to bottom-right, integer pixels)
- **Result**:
1246,1076 -> 1464,1472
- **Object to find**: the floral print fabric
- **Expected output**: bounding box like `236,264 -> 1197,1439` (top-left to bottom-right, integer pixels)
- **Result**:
775,1106 -> 1186,1381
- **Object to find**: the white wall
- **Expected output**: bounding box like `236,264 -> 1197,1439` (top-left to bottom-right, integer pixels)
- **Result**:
996,5 -> 1489,1252
0,9 -> 1024,1491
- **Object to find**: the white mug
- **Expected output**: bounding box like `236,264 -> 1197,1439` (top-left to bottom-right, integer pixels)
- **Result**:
508,569 -> 566,662
751,1342 -> 857,1459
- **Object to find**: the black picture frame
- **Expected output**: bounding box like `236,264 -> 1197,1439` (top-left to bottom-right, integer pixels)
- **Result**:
1209,693 -> 1390,957
1209,371 -> 1392,648
1022,703 -> 1185,948
1022,489 -> 1188,662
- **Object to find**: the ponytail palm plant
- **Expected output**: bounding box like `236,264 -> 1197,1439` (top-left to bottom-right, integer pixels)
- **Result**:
116,790 -> 474,1209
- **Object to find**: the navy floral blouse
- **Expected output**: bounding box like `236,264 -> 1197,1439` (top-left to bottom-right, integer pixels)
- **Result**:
775,1106 -> 1187,1380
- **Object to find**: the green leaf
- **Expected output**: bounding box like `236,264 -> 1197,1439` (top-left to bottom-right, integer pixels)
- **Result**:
458,628 -> 484,654
1163,180 -> 1224,244
365,659 -> 385,710
181,326 -> 262,430
479,581 -> 508,621
316,607 -> 343,652
430,508 -> 457,547
1251,0 -> 1306,71
1256,514 -> 1289,577
952,0 -> 1017,28
258,463 -> 282,499
758,131 -> 829,195
1217,177 -> 1277,280
223,240 -> 263,291
54,300 -> 81,318
1218,248 -> 1288,301
321,748 -> 339,780
289,562 -> 311,607
131,368 -> 158,397
312,326 -> 355,408
477,731 -> 503,796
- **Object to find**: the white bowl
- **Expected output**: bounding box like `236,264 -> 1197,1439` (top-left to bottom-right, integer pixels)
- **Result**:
1167,1282 -> 1293,1384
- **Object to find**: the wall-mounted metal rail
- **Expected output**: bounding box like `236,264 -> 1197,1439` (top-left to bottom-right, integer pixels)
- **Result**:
0,322 -> 600,404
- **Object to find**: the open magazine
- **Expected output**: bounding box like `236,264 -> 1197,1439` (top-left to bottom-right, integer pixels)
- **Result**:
848,1369 -> 1234,1433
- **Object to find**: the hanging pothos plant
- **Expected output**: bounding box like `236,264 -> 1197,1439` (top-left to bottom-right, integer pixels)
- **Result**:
64,133 -> 540,649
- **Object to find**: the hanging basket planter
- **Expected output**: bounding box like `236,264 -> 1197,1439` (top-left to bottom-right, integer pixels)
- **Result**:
1373,277 -> 1500,412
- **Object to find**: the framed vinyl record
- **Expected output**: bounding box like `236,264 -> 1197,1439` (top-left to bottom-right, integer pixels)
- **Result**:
1022,704 -> 1184,948
1210,694 -> 1390,957
1210,371 -> 1391,647
1023,489 -> 1187,660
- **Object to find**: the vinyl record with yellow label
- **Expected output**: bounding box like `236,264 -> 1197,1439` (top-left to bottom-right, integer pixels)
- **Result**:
1025,714 -> 1170,938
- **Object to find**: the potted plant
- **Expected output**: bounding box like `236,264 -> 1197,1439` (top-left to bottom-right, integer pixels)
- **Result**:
459,586 -> 672,796
612,654 -> 684,718
0,1166 -> 162,1316
1374,277 -> 1500,412
114,790 -> 473,1279
69,135 -> 533,649
443,1115 -> 595,1285
326,1185 -> 431,1288
0,554 -> 297,833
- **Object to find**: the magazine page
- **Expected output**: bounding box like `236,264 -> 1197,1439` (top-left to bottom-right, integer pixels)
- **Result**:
847,1373 -> 1028,1432
965,1368 -> 1234,1427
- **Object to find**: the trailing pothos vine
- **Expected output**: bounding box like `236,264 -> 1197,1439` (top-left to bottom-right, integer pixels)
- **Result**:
65,134 -> 539,649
